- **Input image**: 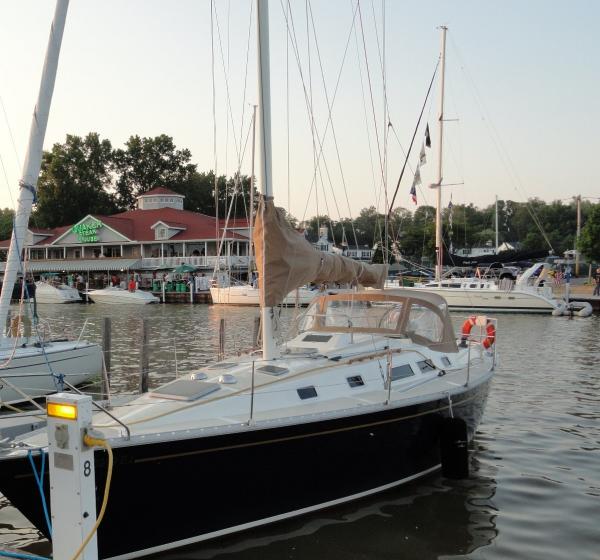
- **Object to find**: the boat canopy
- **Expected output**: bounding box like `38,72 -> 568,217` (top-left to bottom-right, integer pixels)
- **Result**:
253,197 -> 387,307
298,289 -> 459,353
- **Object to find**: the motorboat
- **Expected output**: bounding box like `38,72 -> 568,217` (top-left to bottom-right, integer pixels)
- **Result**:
410,262 -> 564,313
34,280 -> 81,304
87,286 -> 160,305
0,1 -> 102,405
0,288 -> 496,559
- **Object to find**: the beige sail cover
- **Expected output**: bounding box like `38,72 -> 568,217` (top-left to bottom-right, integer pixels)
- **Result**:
254,198 -> 388,307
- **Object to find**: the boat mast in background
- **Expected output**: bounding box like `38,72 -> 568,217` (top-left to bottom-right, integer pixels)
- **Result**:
495,195 -> 499,252
256,0 -> 278,360
434,25 -> 447,282
0,0 -> 69,334
249,104 -> 257,277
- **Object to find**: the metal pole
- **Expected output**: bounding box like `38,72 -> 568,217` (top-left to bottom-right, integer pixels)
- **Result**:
249,104 -> 257,280
495,195 -> 499,252
575,194 -> 581,276
139,319 -> 149,393
218,318 -> 225,361
248,360 -> 256,425
0,0 -> 69,334
257,0 -> 278,360
434,26 -> 447,282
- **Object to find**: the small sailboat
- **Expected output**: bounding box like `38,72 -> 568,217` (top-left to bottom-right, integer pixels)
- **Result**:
0,4 -> 496,559
0,0 -> 102,404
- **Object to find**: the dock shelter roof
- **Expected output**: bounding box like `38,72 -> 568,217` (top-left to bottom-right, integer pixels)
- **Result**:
0,258 -> 141,273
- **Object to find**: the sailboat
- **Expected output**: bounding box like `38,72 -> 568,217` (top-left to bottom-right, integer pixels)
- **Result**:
209,106 -> 323,307
0,4 -> 495,559
0,0 -> 102,404
405,28 -> 572,314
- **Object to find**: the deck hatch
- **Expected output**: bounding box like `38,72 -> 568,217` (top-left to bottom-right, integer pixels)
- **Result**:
149,380 -> 220,401
297,386 -> 318,400
417,360 -> 436,373
347,375 -> 364,388
257,365 -> 289,376
302,334 -> 332,343
391,364 -> 415,381
441,356 -> 451,366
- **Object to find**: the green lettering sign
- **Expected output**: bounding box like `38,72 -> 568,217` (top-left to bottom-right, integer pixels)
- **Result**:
71,220 -> 103,243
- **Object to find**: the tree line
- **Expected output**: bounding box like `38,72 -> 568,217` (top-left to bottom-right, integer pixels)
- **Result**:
0,132 -> 598,263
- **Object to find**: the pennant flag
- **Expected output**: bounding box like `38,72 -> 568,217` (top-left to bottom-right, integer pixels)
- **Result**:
419,143 -> 427,166
448,195 -> 453,229
410,184 -> 417,205
425,124 -> 431,148
412,165 -> 421,187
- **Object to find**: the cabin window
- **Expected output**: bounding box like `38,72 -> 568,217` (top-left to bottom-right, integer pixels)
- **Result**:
417,360 -> 436,373
391,364 -> 415,381
297,386 -> 318,400
441,356 -> 451,367
302,334 -> 332,343
469,284 -> 477,288
347,375 -> 364,388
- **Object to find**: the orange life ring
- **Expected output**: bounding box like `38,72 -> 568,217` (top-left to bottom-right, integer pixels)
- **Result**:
461,316 -> 495,349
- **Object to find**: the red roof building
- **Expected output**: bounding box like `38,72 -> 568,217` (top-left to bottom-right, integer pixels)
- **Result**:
0,190 -> 251,273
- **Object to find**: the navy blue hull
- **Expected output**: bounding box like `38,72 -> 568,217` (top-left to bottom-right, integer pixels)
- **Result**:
0,379 -> 490,558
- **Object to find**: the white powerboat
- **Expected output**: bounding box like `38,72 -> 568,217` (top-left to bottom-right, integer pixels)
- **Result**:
411,263 -> 563,313
87,286 -> 160,304
34,280 -> 81,303
0,1 -> 102,405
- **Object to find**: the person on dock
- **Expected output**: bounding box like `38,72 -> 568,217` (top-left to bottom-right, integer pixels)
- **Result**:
594,267 -> 600,296
128,276 -> 136,292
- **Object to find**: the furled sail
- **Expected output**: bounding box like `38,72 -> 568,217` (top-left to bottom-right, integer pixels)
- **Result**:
253,197 -> 388,307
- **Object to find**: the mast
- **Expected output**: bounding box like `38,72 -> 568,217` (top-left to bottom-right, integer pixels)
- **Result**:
495,195 -> 499,252
575,194 -> 581,276
248,104 -> 257,279
256,0 -> 278,360
0,0 -> 69,337
434,26 -> 447,282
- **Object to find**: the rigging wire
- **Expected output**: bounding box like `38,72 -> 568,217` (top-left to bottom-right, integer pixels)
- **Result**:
447,34 -> 554,253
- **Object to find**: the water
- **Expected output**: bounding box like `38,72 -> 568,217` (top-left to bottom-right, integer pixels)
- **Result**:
1,304 -> 599,559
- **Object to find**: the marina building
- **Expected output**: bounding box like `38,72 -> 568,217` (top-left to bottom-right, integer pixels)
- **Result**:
0,188 -> 251,279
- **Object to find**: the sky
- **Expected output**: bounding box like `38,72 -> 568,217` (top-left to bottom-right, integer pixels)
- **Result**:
0,0 -> 598,223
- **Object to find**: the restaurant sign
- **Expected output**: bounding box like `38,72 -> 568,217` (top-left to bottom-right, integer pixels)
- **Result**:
72,220 -> 103,243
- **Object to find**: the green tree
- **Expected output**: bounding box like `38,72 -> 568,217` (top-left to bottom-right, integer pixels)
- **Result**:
113,134 -> 197,209
578,204 -> 600,262
0,208 -> 14,241
34,133 -> 118,228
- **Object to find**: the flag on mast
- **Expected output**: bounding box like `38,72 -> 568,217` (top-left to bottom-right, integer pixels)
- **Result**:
410,165 -> 421,205
425,124 -> 431,148
410,184 -> 417,205
419,143 -> 427,166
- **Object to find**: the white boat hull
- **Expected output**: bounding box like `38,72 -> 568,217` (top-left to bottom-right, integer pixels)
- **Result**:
409,286 -> 557,312
87,287 -> 159,305
210,285 -> 318,306
34,282 -> 81,304
0,341 -> 103,404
